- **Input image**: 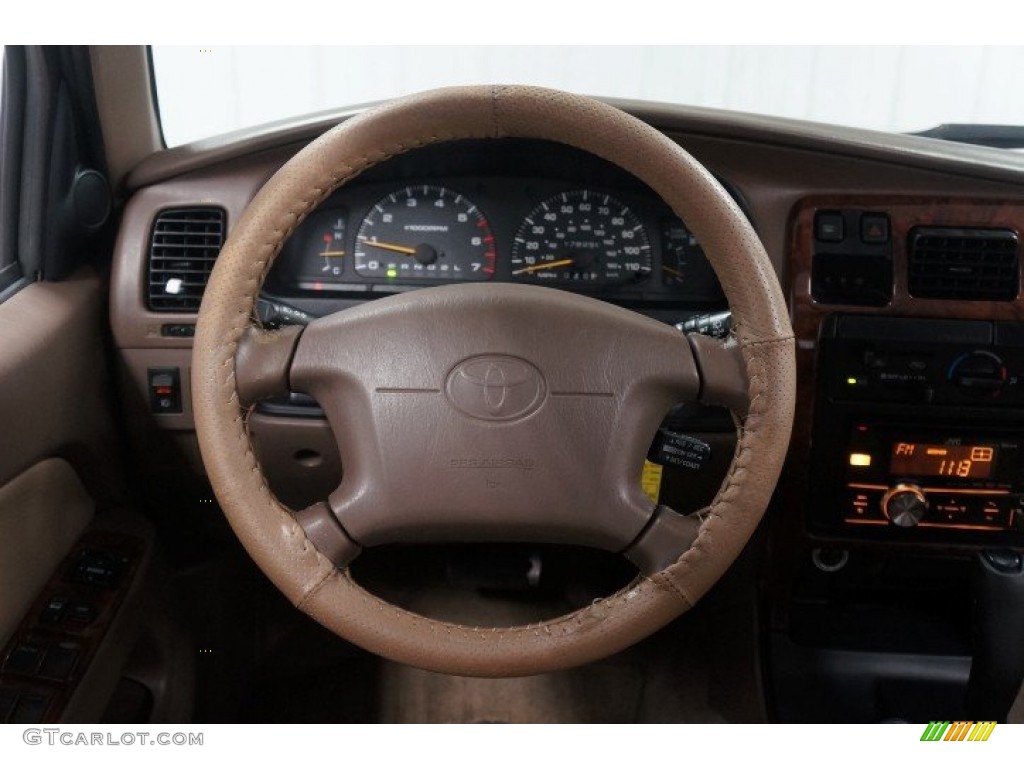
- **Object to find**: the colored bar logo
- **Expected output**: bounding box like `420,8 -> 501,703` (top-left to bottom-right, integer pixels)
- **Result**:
920,721 -> 997,742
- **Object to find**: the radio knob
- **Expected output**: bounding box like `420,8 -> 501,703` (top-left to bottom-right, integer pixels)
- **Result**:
882,483 -> 929,527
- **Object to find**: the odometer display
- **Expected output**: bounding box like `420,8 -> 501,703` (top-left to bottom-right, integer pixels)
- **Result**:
510,190 -> 651,285
354,185 -> 495,281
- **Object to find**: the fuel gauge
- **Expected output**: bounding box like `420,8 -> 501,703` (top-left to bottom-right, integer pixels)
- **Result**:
660,217 -> 724,302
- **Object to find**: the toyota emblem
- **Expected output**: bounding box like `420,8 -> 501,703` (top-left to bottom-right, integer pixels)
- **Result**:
445,355 -> 547,422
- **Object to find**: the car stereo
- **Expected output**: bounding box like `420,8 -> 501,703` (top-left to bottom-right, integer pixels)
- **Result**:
840,425 -> 1022,532
809,314 -> 1024,545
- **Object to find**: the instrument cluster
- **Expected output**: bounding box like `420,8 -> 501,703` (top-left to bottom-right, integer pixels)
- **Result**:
265,142 -> 739,307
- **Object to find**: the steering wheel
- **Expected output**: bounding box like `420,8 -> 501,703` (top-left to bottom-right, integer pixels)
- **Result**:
192,86 -> 795,677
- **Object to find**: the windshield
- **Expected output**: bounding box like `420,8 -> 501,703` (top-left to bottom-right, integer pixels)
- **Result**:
151,45 -> 1024,148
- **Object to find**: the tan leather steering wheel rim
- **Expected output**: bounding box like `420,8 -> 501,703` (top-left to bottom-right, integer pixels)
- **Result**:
192,85 -> 795,677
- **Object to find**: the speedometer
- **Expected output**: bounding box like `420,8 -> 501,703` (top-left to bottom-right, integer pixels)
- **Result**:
510,190 -> 651,285
354,185 -> 495,281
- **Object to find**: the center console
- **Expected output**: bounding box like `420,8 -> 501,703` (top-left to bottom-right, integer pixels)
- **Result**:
768,195 -> 1024,724
811,315 -> 1024,546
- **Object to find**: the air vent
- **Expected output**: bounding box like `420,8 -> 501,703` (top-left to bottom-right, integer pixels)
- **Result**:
147,207 -> 226,312
908,227 -> 1019,301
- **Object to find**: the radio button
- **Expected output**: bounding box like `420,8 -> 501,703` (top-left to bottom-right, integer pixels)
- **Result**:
849,492 -> 871,516
981,501 -> 1002,523
882,483 -> 928,527
843,489 -> 886,525
1012,508 -> 1024,530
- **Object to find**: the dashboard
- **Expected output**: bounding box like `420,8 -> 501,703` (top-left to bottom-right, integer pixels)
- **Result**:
109,98 -> 1024,722
262,140 -> 727,308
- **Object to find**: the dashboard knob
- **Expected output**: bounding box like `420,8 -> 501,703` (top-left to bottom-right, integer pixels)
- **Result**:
948,351 -> 1007,398
882,483 -> 929,527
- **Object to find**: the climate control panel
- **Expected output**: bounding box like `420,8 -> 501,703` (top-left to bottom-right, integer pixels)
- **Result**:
824,316 -> 1024,408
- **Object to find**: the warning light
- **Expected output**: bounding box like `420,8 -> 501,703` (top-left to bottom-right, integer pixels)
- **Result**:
386,268 -> 398,278
849,453 -> 872,467
846,377 -> 858,386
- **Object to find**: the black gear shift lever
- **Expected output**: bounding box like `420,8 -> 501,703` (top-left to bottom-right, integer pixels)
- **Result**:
965,549 -> 1024,720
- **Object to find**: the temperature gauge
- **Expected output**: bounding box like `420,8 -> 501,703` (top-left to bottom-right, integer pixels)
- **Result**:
292,208 -> 348,288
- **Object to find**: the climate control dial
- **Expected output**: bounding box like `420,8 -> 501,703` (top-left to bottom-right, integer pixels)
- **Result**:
948,351 -> 1007,398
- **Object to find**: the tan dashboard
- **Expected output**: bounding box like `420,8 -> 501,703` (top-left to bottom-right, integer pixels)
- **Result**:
109,101 -> 1024,520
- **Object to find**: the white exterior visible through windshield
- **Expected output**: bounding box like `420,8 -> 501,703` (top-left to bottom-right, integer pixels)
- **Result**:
151,45 -> 1024,147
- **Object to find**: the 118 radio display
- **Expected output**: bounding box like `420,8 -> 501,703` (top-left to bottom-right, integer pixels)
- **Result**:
889,442 -> 997,480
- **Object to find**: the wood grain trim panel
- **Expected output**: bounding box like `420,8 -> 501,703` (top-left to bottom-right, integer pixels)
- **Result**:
0,530 -> 145,724
792,196 -> 1024,326
784,195 -> 1024,541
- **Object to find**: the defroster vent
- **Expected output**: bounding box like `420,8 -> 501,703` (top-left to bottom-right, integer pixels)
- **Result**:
147,207 -> 227,311
908,227 -> 1019,301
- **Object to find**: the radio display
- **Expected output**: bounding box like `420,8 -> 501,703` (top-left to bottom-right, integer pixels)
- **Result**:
890,442 -> 996,479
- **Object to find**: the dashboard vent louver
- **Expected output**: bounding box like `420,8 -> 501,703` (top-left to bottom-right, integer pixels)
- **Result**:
147,207 -> 227,312
908,227 -> 1019,302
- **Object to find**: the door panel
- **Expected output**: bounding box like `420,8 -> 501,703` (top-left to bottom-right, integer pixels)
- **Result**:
0,268 -> 113,643
0,459 -> 93,646
0,268 -> 143,723
0,269 -> 122,498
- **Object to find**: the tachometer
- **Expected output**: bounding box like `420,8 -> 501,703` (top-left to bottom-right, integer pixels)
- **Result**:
354,185 -> 495,281
510,190 -> 651,285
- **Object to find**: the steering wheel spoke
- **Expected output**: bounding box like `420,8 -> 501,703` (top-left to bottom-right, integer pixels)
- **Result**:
687,333 -> 750,417
235,324 -> 304,406
623,504 -> 703,574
